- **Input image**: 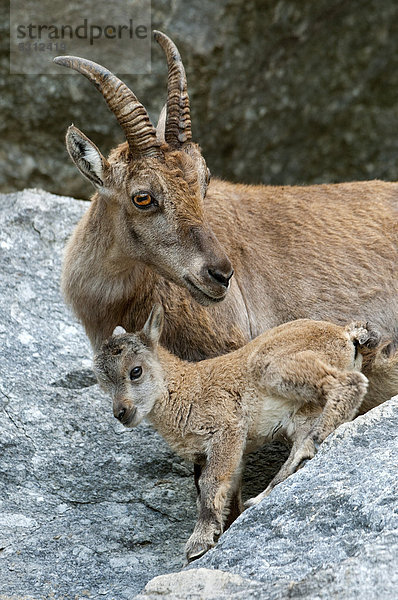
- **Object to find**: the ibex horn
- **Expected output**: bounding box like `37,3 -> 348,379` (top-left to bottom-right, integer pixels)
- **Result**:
153,31 -> 192,148
53,56 -> 162,158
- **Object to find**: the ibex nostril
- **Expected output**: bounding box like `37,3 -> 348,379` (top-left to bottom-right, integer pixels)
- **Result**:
117,408 -> 127,421
208,268 -> 234,288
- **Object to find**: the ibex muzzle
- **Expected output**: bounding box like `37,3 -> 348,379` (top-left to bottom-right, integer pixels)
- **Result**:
54,31 -> 233,306
183,226 -> 233,302
113,401 -> 137,426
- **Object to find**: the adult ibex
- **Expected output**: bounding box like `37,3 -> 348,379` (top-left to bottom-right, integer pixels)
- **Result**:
55,31 -> 398,517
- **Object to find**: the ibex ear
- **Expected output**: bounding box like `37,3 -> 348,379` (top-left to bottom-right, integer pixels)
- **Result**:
112,325 -> 127,337
156,103 -> 167,144
66,125 -> 109,188
141,304 -> 164,346
183,142 -> 210,197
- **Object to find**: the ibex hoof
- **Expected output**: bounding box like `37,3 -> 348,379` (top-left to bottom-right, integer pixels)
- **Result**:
186,541 -> 214,563
244,492 -> 266,508
244,497 -> 257,508
185,532 -> 215,562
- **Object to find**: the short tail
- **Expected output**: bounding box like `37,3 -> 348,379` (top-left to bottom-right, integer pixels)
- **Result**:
344,323 -> 398,410
345,321 -> 381,351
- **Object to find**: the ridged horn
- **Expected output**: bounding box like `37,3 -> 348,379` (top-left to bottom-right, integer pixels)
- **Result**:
153,31 -> 192,148
53,56 -> 161,158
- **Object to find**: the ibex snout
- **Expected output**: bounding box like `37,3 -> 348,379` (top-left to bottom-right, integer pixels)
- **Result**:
205,262 -> 234,289
199,247 -> 233,299
185,227 -> 234,303
113,401 -> 136,426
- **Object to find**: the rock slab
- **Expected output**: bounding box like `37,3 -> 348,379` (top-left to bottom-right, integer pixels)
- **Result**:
137,397 -> 398,599
0,190 -> 198,599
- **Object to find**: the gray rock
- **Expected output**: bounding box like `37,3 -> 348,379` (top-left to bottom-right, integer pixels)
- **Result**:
0,189 -> 198,598
137,397 -> 398,599
3,1 -> 398,197
1,189 -> 397,599
135,568 -> 264,599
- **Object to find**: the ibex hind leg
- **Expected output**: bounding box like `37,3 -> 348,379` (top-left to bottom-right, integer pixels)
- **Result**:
245,352 -> 334,508
279,371 -> 368,484
245,430 -> 313,508
309,370 -> 368,444
245,369 -> 368,508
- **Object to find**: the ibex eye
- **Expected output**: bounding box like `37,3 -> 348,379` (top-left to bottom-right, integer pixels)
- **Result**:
132,193 -> 155,208
130,366 -> 143,380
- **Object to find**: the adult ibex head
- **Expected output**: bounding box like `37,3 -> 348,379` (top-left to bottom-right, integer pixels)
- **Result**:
54,31 -> 233,305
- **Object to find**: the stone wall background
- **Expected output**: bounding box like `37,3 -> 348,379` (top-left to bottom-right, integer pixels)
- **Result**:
2,0 -> 398,199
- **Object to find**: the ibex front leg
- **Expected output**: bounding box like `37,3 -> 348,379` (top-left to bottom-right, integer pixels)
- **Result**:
194,463 -> 244,531
185,428 -> 246,563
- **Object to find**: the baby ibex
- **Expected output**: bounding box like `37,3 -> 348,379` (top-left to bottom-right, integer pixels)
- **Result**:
94,305 -> 379,562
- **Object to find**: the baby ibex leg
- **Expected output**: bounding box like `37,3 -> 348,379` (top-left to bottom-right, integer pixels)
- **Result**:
194,463 -> 202,495
307,370 -> 368,447
246,353 -> 368,507
245,426 -> 313,507
194,462 -> 243,531
185,429 -> 245,562
269,371 -> 369,491
223,473 -> 244,530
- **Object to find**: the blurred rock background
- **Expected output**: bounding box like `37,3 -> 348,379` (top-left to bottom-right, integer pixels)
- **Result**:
2,0 -> 398,199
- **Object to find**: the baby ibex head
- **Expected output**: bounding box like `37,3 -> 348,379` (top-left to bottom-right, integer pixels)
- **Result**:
54,32 -> 232,305
94,304 -> 166,427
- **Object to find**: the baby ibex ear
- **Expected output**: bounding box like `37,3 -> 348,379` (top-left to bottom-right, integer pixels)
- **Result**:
112,326 -> 127,336
66,125 -> 109,188
141,304 -> 164,346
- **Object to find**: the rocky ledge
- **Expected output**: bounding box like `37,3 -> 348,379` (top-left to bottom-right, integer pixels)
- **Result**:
0,190 -> 397,599
138,396 -> 398,599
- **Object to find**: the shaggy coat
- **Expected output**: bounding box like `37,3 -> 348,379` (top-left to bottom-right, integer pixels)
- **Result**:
94,306 -> 379,562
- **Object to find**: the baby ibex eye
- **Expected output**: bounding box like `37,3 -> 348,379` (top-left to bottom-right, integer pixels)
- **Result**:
130,366 -> 143,380
132,192 -> 157,209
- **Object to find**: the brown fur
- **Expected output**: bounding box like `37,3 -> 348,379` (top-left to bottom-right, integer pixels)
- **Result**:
62,141 -> 398,401
94,307 -> 380,562
62,65 -> 398,410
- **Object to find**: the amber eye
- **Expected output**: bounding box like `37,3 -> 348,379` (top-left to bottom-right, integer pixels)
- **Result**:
132,193 -> 155,208
130,366 -> 142,380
